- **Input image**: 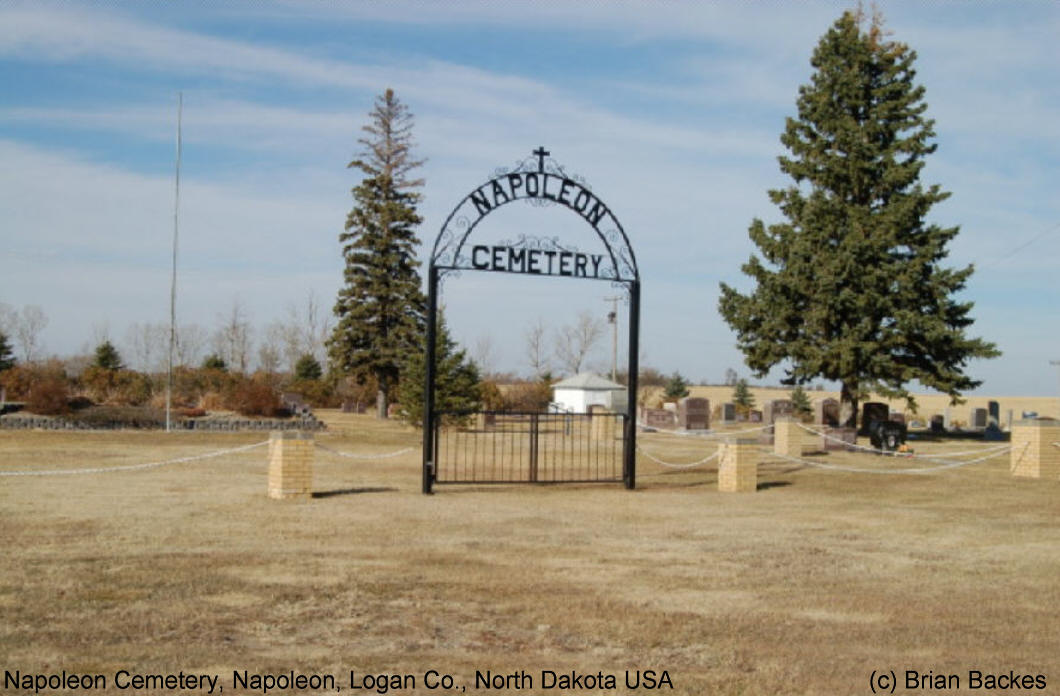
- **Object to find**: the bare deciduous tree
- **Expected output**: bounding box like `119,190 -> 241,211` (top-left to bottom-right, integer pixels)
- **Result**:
525,319 -> 550,378
12,304 -> 48,363
124,322 -> 169,373
472,335 -> 496,377
212,300 -> 252,373
174,323 -> 207,368
554,310 -> 604,376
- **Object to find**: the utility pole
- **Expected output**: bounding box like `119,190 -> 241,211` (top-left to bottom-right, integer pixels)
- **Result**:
1051,360 -> 1060,419
166,92 -> 182,433
604,296 -> 621,382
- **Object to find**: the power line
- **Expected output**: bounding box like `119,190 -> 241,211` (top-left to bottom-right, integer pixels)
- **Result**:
979,221 -> 1060,270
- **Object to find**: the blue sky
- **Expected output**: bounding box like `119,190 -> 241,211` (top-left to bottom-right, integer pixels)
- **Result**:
1,1 -> 1057,395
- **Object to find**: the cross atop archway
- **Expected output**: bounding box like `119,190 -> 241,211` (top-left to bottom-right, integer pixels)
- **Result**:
533,146 -> 550,173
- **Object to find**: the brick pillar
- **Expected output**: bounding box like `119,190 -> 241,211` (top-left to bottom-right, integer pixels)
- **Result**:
774,418 -> 814,458
268,431 -> 314,499
718,438 -> 757,492
1010,419 -> 1060,479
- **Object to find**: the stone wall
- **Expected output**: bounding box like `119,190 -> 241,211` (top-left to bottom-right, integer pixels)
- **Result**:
0,414 -> 325,431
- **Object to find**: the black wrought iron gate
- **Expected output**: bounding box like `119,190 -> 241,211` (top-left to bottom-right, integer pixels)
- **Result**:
432,411 -> 626,484
422,148 -> 640,494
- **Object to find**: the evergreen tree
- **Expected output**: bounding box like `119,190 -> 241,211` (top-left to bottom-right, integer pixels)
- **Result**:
0,331 -> 15,372
397,313 -> 481,427
328,89 -> 426,419
663,371 -> 690,401
732,379 -> 755,412
93,340 -> 124,371
790,385 -> 812,417
294,353 -> 323,381
201,354 -> 227,371
718,10 -> 998,428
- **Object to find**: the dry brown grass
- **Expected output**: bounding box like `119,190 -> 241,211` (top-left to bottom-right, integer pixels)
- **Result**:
2,412 -> 1059,695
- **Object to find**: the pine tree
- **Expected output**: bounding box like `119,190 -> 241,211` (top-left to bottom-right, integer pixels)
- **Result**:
398,313 -> 481,427
93,340 -> 124,371
0,331 -> 15,372
718,10 -> 998,428
732,379 -> 755,412
328,89 -> 426,419
790,385 -> 812,417
294,353 -> 323,381
663,372 -> 690,401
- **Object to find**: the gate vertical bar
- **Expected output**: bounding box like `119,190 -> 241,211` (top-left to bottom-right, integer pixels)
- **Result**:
529,413 -> 539,482
422,265 -> 440,494
624,279 -> 640,489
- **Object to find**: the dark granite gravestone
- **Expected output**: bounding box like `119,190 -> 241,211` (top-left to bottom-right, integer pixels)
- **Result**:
677,397 -> 709,430
722,402 -> 736,422
814,398 -> 840,426
983,401 -> 1004,440
970,407 -> 988,429
930,414 -> 945,434
859,402 -> 889,436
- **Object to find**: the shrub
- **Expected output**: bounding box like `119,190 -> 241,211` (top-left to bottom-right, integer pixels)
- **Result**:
479,380 -> 505,411
503,380 -> 553,412
285,377 -> 338,408
26,376 -> 71,415
201,354 -> 227,371
225,379 -> 284,417
0,364 -> 36,400
112,370 -> 154,406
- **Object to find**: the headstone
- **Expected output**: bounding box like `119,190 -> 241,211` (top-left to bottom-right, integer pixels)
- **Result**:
763,399 -> 794,425
930,415 -> 945,434
282,392 -> 311,416
987,400 -> 1000,428
748,410 -> 762,423
859,402 -> 889,435
677,397 -> 709,430
642,408 -> 675,429
821,426 -> 857,451
814,398 -> 839,426
970,407 -> 988,429
662,402 -> 677,414
722,402 -> 736,422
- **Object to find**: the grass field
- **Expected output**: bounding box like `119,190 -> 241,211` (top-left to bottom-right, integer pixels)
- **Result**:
2,411 -> 1059,695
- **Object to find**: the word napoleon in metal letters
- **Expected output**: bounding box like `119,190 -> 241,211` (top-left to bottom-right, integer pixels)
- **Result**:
423,148 -> 641,494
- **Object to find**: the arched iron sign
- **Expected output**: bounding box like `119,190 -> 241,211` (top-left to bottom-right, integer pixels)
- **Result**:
423,148 -> 640,493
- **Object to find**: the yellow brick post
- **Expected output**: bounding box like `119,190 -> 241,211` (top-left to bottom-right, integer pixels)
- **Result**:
774,418 -> 815,458
1010,420 -> 1060,479
268,431 -> 315,499
718,438 -> 757,492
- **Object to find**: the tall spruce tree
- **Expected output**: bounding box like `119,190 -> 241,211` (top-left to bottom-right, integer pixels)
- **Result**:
328,89 -> 426,419
718,10 -> 998,428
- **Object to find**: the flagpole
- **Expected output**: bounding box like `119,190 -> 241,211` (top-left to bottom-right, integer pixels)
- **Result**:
166,92 -> 182,432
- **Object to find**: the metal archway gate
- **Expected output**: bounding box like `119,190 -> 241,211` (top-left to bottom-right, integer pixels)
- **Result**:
422,148 -> 640,493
